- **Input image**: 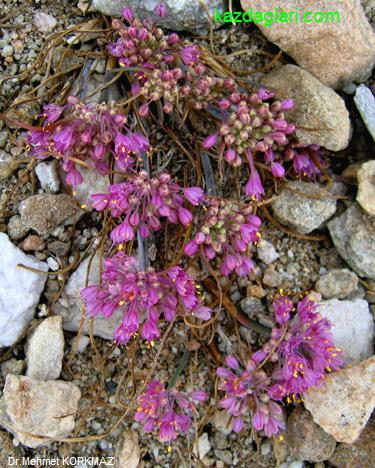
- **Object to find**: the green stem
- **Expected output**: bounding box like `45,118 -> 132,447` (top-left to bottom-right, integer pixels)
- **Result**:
167,349 -> 190,390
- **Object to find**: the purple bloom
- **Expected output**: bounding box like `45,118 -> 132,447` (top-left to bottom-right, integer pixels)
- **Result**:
81,253 -> 211,344
202,133 -> 218,149
180,45 -> 200,65
122,6 -> 134,22
245,150 -> 265,201
91,171 -> 204,243
266,296 -> 343,401
135,380 -> 206,443
217,355 -> 285,436
154,3 -> 168,17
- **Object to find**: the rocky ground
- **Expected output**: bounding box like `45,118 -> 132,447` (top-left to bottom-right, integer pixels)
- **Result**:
0,0 -> 375,467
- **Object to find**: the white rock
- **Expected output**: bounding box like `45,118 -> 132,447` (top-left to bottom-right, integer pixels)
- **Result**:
280,462 -> 304,468
47,257 -> 60,271
115,430 -> 140,468
354,84 -> 375,143
34,12 -> 57,33
317,299 -> 374,364
0,375 -> 80,448
71,166 -> 110,210
26,316 -> 64,380
211,410 -> 232,435
35,161 -> 60,193
0,233 -> 48,347
53,252 -> 122,339
258,239 -> 279,264
357,160 -> 375,215
304,356 -> 375,443
193,433 -> 211,460
70,335 -> 90,353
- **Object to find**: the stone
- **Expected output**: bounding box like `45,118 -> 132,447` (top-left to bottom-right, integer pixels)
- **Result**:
315,269 -> 359,299
262,65 -> 351,151
19,235 -> 46,252
47,240 -> 70,256
241,0 -> 375,89
53,253 -> 122,339
354,84 -> 375,143
0,150 -> 22,180
0,430 -> 22,466
115,430 -> 140,468
19,194 -> 78,236
317,299 -> 374,364
211,410 -> 232,435
357,160 -> 375,215
7,215 -> 28,240
34,12 -> 57,33
1,359 -> 25,377
280,462 -> 304,468
303,356 -> 375,443
328,202 -> 375,279
193,433 -> 211,459
262,267 -> 283,288
26,316 -> 64,380
286,407 -> 336,462
272,181 -> 337,234
328,417 -> 375,468
72,166 -> 111,210
0,233 -> 48,347
0,375 -> 80,448
214,449 -> 233,465
240,297 -> 266,318
90,0 -> 226,33
257,239 -> 279,264
35,161 -> 60,193
70,335 -> 90,353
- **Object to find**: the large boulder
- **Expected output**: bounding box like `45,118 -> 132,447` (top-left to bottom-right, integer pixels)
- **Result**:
241,0 -> 375,89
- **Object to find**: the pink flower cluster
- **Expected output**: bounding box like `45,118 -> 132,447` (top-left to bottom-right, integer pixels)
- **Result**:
135,380 -> 207,443
217,355 -> 285,436
184,198 -> 261,276
81,253 -> 211,344
217,296 -> 342,436
203,88 -> 324,200
27,96 -> 149,185
266,295 -> 343,400
91,170 -> 204,244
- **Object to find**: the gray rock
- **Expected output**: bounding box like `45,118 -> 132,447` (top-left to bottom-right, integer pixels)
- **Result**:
26,316 -> 64,380
257,239 -> 279,264
7,215 -> 29,240
240,0 -> 375,89
0,233 -> 48,347
19,194 -> 78,236
354,84 -> 375,143
193,433 -> 211,460
0,429 -> 22,467
272,181 -> 337,234
357,160 -> 375,215
303,356 -> 375,444
315,269 -> 358,299
53,253 -> 122,340
115,430 -> 140,468
89,0 -> 226,33
35,160 -> 60,193
0,375 -> 80,448
1,359 -> 25,377
286,407 -> 336,462
262,64 -> 351,151
317,299 -> 374,364
0,150 -> 22,180
240,297 -> 266,318
328,202 -> 375,279
71,166 -> 111,210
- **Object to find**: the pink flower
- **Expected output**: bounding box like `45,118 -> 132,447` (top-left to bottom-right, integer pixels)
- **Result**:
122,6 -> 134,22
202,133 -> 218,149
81,253 -> 211,344
154,3 -> 168,17
180,45 -> 200,65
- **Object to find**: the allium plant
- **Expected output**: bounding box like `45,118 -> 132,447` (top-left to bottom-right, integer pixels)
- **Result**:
81,253 -> 211,344
217,296 -> 342,436
91,170 -> 204,244
266,295 -> 343,401
135,380 -> 207,443
184,198 -> 261,276
27,96 -> 149,185
217,355 -> 285,436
